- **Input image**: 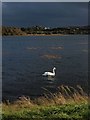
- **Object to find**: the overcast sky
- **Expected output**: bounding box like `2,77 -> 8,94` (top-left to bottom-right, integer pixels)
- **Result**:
2,2 -> 88,27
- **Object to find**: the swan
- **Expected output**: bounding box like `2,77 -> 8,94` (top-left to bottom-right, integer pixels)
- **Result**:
42,67 -> 56,77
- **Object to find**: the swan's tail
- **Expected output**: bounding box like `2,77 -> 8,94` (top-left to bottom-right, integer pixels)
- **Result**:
42,73 -> 45,76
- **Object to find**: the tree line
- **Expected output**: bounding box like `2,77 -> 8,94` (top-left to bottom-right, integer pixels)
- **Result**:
2,25 -> 89,36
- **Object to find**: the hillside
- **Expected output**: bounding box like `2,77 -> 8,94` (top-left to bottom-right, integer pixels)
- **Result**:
2,26 -> 88,36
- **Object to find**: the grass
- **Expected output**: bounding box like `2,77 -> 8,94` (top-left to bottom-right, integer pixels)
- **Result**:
2,85 -> 90,120
2,103 -> 89,120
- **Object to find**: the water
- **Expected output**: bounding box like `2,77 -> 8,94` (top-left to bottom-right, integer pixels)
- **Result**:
2,35 -> 88,101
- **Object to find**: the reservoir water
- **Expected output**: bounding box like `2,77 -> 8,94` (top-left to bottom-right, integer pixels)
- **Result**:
2,35 -> 88,101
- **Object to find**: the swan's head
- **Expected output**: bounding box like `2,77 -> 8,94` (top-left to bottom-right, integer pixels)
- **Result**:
53,67 -> 56,70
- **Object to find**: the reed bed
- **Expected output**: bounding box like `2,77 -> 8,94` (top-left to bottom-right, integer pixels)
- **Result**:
3,85 -> 88,108
34,85 -> 88,106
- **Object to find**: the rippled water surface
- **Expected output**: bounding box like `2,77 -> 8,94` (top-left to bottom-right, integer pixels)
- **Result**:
2,35 -> 88,101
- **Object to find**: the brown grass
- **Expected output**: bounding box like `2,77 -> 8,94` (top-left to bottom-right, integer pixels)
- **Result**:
35,85 -> 88,106
2,85 -> 88,109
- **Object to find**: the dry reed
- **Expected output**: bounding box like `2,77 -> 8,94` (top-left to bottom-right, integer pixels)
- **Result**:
3,85 -> 88,108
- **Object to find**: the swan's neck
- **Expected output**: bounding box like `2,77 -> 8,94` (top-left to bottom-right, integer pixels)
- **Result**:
53,69 -> 55,74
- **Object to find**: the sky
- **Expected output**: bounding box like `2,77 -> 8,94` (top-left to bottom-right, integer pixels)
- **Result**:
2,2 -> 88,27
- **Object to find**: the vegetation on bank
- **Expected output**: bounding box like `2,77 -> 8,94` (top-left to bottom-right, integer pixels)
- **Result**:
2,85 -> 89,120
2,103 -> 89,120
2,26 -> 88,36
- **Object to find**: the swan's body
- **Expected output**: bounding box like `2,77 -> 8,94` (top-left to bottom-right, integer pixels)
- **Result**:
42,67 -> 56,77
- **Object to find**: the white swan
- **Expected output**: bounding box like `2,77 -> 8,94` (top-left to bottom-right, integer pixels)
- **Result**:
42,67 -> 56,77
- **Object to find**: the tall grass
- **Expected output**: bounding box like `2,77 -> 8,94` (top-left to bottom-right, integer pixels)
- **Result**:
2,85 -> 89,120
34,85 -> 88,106
3,85 -> 88,108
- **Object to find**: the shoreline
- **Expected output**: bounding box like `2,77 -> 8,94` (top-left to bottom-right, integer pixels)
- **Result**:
2,34 -> 88,37
3,33 -> 65,37
26,33 -> 65,36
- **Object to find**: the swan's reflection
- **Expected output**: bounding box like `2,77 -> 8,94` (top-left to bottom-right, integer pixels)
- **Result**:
47,76 -> 55,81
42,76 -> 56,83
